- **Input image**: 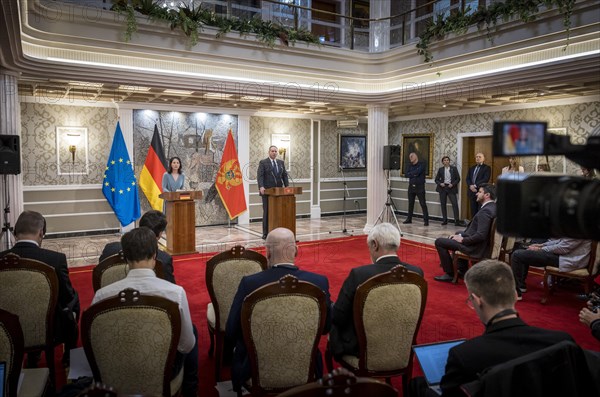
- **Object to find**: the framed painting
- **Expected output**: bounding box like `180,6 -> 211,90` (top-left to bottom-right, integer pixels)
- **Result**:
400,133 -> 434,178
339,135 -> 366,170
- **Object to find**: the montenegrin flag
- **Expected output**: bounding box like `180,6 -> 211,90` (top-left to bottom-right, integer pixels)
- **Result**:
102,122 -> 141,227
139,125 -> 168,211
215,129 -> 247,219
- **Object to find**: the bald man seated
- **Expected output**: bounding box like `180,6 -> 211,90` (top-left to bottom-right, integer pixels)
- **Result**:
225,227 -> 332,391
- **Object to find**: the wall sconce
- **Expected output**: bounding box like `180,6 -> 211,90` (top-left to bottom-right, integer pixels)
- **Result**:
66,133 -> 81,164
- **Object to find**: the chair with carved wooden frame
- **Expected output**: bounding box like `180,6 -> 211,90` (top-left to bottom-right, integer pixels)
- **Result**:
325,265 -> 427,396
0,253 -> 59,392
451,218 -> 498,284
541,241 -> 599,304
92,251 -> 166,292
205,245 -> 267,381
276,367 -> 398,397
0,308 -> 49,397
240,275 -> 327,396
81,288 -> 182,396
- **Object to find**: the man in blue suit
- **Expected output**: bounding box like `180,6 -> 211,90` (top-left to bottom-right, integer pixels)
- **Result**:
256,146 -> 288,239
466,153 -> 491,217
226,227 -> 331,391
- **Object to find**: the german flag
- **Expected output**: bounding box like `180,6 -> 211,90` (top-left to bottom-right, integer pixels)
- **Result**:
139,125 -> 168,211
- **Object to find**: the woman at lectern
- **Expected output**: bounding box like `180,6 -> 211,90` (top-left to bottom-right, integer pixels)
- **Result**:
163,156 -> 185,192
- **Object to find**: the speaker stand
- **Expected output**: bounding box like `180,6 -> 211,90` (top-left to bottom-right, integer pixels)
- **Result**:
329,166 -> 355,235
374,170 -> 402,233
0,174 -> 16,250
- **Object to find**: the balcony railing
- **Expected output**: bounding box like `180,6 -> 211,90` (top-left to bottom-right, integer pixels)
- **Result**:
48,0 -> 542,52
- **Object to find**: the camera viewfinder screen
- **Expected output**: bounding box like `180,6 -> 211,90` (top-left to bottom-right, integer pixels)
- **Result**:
500,122 -> 546,155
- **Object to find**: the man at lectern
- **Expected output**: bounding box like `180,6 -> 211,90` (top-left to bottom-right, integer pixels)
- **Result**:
257,145 -> 288,239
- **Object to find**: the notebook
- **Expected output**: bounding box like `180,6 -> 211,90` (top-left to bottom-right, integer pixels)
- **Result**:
413,339 -> 466,395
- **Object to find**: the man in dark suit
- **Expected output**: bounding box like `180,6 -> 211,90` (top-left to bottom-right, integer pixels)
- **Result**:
433,183 -> 496,282
329,222 -> 424,359
99,210 -> 175,283
0,210 -> 80,366
411,260 -> 574,397
435,156 -> 461,225
403,152 -> 429,226
465,152 -> 491,217
256,145 -> 288,239
226,227 -> 331,391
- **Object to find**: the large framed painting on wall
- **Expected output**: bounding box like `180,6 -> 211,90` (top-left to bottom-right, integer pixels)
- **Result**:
339,135 -> 366,170
400,133 -> 434,179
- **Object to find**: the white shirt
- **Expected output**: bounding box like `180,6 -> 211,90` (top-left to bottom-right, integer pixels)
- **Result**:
444,166 -> 451,184
92,268 -> 195,353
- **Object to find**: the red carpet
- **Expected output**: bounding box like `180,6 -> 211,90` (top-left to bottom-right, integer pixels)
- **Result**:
65,236 -> 598,395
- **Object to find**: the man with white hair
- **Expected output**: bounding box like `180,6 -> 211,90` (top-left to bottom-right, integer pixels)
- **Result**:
329,222 -> 424,359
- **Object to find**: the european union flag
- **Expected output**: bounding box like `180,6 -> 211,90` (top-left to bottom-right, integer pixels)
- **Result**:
102,122 -> 141,226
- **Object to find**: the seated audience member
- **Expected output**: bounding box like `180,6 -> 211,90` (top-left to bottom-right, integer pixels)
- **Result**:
411,260 -> 575,397
579,292 -> 600,342
433,184 -> 497,282
226,227 -> 332,391
329,222 -> 423,359
0,210 -> 80,366
99,210 -> 175,283
511,238 -> 592,298
92,227 -> 198,397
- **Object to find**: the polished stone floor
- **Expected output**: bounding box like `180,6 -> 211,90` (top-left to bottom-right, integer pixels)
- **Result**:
43,214 -> 462,268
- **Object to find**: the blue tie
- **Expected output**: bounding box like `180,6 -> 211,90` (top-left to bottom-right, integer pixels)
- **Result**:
273,160 -> 278,174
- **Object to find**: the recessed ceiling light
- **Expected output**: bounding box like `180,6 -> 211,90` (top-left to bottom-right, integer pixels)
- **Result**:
163,89 -> 194,95
274,98 -> 299,103
306,101 -> 329,106
204,93 -> 233,99
118,85 -> 151,92
69,81 -> 103,88
241,96 -> 267,101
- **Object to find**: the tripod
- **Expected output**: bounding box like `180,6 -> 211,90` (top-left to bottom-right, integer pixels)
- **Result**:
329,166 -> 354,235
375,170 -> 402,231
0,174 -> 16,250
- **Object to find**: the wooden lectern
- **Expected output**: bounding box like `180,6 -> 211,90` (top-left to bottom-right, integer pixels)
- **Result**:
159,191 -> 203,255
264,187 -> 302,236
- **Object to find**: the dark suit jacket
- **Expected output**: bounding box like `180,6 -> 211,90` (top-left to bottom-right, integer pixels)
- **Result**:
1,241 -> 80,341
99,241 -> 175,284
256,157 -> 288,191
466,163 -> 491,190
456,201 -> 496,258
330,256 -> 424,358
440,317 -> 574,397
226,265 -> 331,389
406,161 -> 426,186
435,166 -> 460,194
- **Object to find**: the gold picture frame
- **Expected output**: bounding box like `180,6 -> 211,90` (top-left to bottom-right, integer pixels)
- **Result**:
400,133 -> 434,179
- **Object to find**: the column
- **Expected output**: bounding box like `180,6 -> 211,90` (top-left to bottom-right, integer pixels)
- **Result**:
370,0 -> 391,52
237,115 -> 250,225
0,69 -> 23,249
364,104 -> 389,232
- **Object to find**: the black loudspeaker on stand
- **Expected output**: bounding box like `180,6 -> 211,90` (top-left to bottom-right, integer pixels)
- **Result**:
383,145 -> 400,170
0,135 -> 21,250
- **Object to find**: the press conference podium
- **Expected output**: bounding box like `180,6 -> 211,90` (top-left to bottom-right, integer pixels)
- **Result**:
159,191 -> 203,255
264,187 -> 302,236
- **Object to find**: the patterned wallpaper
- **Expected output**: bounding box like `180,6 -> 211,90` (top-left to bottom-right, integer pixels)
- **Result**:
249,116 -> 312,180
390,101 -> 600,176
132,110 -> 237,225
20,103 -> 118,185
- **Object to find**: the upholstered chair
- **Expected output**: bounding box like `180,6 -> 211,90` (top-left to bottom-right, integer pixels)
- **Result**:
451,218 -> 498,283
0,253 -> 58,392
205,245 -> 267,380
93,251 -> 166,292
0,308 -> 49,397
241,275 -> 327,396
81,288 -> 182,396
326,265 -> 427,396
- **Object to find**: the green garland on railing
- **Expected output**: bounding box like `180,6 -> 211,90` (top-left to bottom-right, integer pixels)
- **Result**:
111,0 -> 321,48
416,0 -> 576,63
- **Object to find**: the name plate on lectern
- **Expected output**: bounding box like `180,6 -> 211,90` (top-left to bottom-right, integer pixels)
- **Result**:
264,187 -> 302,196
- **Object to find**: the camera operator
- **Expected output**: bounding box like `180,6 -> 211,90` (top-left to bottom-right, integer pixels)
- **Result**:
579,292 -> 600,342
511,238 -> 592,299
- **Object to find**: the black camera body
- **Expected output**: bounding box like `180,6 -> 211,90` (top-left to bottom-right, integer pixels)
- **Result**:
493,121 -> 600,240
